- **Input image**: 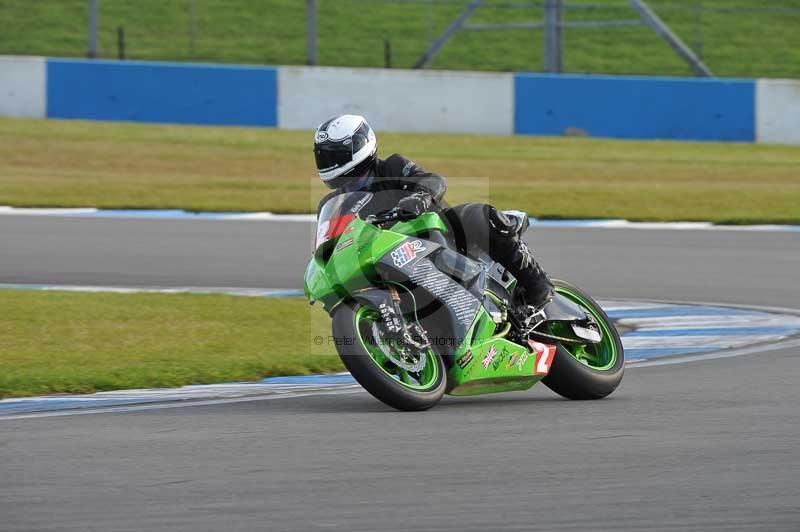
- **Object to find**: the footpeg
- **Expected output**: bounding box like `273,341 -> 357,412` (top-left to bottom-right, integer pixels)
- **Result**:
524,306 -> 547,330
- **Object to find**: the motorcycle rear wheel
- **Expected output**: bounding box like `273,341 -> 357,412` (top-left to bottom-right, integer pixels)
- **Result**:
541,280 -> 625,400
332,300 -> 446,411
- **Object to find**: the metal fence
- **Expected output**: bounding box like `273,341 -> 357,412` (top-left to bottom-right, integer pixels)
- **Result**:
1,0 -> 799,78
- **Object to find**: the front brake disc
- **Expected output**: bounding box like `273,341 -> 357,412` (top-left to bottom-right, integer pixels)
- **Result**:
371,323 -> 427,372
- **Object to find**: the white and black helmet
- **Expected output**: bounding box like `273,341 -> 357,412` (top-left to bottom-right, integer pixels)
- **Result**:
313,114 -> 377,189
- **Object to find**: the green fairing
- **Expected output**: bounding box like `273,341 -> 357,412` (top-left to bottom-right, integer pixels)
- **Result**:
305,209 -> 547,396
446,307 -> 544,396
304,212 -> 448,313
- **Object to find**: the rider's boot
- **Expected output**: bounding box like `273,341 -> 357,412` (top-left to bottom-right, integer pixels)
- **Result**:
504,240 -> 554,311
483,204 -> 553,314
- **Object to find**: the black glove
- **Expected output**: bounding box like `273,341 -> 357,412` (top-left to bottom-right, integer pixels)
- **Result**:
397,193 -> 433,217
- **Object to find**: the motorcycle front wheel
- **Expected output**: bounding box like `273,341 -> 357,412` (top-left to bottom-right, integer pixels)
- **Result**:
332,300 -> 446,411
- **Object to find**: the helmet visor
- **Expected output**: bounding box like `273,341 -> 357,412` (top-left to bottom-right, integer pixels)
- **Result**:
314,143 -> 353,174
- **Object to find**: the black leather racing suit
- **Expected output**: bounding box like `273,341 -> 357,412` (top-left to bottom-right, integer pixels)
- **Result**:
317,153 -> 553,307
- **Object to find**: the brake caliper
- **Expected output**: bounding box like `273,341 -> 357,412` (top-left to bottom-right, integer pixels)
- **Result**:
373,286 -> 430,372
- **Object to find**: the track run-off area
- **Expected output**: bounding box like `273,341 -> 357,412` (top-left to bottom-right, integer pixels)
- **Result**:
2,297 -> 800,420
1,211 -> 799,531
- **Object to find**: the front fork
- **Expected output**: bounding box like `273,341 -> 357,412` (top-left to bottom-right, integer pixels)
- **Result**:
381,285 -> 430,352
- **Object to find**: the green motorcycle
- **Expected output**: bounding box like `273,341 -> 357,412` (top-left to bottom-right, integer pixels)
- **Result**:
305,191 -> 624,411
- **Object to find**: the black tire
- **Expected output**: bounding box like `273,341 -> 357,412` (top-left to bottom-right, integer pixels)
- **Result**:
541,280 -> 625,400
332,300 -> 447,411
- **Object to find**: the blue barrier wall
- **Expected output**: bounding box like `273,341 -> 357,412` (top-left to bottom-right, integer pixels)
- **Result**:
514,74 -> 755,141
47,59 -> 277,127
5,56 -> 778,141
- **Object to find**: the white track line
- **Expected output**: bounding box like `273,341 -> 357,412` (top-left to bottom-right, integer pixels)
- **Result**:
626,337 -> 800,368
534,219 -> 800,232
1,206 -> 798,232
0,387 -> 364,421
0,283 -> 303,297
6,334 -> 798,420
2,293 -> 798,419
0,206 -> 99,215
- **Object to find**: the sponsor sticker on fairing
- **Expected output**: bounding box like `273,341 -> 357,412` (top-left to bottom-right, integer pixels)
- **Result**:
456,351 -> 473,369
482,346 -> 497,369
491,348 -> 507,371
335,238 -> 354,251
515,352 -> 529,372
349,194 -> 372,213
527,340 -> 556,376
506,352 -> 519,369
391,240 -> 426,268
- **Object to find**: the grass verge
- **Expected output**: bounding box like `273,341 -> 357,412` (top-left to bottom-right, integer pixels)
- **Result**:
0,290 -> 340,399
1,118 -> 799,223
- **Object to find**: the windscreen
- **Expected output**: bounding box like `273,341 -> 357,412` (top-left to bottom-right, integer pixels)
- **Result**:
315,192 -> 373,250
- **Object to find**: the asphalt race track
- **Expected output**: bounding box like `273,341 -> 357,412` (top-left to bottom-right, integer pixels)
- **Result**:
1,215 -> 799,531
1,214 -> 798,307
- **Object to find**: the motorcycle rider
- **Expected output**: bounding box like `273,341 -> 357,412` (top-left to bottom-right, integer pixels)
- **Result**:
313,114 -> 553,311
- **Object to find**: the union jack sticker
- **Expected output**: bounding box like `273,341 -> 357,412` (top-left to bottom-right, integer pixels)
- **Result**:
482,345 -> 498,369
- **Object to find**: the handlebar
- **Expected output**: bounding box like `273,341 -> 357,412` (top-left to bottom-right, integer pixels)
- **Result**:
364,208 -> 416,225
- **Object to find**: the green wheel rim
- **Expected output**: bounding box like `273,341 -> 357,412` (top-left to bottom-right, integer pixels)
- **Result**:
354,306 -> 440,391
553,286 -> 619,371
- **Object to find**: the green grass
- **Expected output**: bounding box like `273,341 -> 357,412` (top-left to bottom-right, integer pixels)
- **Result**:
0,290 -> 341,399
1,117 -> 799,223
0,0 -> 799,78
